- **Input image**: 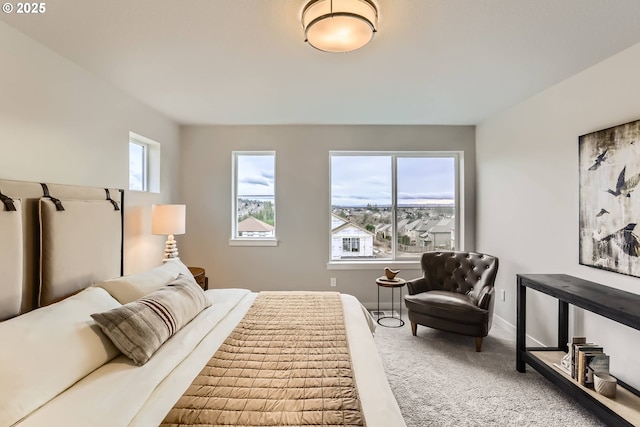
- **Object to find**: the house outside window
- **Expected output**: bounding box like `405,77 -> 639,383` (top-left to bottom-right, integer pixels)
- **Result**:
330,152 -> 459,261
230,151 -> 277,246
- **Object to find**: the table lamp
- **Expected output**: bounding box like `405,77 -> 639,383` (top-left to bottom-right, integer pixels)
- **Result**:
152,204 -> 186,262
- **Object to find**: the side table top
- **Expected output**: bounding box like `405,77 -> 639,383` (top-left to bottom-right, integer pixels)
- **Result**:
188,266 -> 205,276
376,276 -> 406,288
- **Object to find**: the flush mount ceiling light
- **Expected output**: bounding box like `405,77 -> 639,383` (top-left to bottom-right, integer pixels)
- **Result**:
302,0 -> 378,53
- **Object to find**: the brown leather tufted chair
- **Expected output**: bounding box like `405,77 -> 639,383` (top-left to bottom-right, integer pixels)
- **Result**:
404,251 -> 499,352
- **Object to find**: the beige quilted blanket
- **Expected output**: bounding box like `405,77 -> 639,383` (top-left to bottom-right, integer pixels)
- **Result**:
161,291 -> 365,427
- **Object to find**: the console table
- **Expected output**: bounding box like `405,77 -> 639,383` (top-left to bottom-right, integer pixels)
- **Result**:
516,274 -> 640,426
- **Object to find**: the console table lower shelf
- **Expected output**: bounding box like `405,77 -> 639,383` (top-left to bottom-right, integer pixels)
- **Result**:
526,350 -> 640,425
516,274 -> 640,427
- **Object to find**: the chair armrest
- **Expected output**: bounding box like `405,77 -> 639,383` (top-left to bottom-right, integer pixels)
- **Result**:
477,287 -> 494,310
406,277 -> 430,295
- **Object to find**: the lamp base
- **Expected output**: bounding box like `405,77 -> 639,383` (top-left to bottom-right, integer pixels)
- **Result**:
162,234 -> 180,263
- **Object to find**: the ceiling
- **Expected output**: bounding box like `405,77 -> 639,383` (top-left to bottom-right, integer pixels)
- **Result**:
3,0 -> 640,125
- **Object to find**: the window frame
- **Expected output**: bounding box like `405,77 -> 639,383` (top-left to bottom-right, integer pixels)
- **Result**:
128,132 -> 160,193
328,150 -> 461,268
129,140 -> 148,192
342,237 -> 361,253
230,151 -> 278,247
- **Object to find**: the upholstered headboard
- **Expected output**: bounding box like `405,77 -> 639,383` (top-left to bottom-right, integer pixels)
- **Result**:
0,179 -> 123,320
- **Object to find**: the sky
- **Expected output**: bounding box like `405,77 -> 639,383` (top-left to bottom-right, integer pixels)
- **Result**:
332,155 -> 455,206
236,154 -> 456,206
237,154 -> 275,197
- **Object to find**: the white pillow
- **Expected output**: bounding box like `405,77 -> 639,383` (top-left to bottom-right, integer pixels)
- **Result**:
95,259 -> 193,304
0,287 -> 121,427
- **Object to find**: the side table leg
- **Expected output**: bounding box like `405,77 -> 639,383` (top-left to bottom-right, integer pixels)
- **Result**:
391,285 -> 394,320
377,284 -> 380,323
399,287 -> 402,324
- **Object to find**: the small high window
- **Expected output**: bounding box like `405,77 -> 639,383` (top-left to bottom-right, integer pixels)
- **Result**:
129,132 -> 160,193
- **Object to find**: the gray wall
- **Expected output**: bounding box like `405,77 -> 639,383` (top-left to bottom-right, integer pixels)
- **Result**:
477,41 -> 640,389
0,21 -> 181,274
179,125 -> 475,308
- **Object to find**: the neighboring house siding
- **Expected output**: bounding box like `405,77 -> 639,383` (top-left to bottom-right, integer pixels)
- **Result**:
331,224 -> 374,259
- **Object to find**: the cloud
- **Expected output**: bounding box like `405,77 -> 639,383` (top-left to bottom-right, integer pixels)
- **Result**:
239,176 -> 271,186
398,192 -> 454,200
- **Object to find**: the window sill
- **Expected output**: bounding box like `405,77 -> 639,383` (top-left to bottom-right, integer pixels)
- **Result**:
326,260 -> 421,270
127,189 -> 160,194
229,238 -> 278,247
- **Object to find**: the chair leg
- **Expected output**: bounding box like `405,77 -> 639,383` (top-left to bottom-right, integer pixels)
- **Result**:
411,321 -> 417,336
475,337 -> 483,352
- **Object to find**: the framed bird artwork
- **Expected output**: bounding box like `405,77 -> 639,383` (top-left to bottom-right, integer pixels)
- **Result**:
579,118 -> 640,277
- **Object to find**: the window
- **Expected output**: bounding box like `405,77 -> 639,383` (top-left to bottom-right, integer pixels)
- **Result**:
330,152 -> 459,262
343,237 -> 360,252
231,152 -> 276,245
129,132 -> 160,193
129,141 -> 147,191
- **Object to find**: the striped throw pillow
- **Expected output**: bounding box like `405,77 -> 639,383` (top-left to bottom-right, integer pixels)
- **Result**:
91,274 -> 211,365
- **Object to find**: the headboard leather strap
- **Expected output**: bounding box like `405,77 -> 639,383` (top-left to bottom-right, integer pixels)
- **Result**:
0,191 -> 16,211
40,183 -> 65,211
105,189 -> 120,211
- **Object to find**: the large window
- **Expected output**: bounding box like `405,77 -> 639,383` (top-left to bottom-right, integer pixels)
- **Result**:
231,152 -> 276,245
330,152 -> 458,261
129,132 -> 160,193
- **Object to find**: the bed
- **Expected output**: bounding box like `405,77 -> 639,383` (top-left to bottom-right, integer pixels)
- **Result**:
0,179 -> 406,427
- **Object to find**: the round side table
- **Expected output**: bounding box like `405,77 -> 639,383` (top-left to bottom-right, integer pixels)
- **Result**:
375,276 -> 406,327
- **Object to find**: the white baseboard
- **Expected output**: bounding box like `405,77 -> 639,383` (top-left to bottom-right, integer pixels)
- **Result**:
492,314 -> 515,335
492,314 -> 545,347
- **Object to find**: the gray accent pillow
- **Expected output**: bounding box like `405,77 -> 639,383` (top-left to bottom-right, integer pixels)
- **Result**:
91,274 -> 211,366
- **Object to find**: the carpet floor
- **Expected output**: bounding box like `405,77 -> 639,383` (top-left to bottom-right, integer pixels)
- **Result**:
373,320 -> 606,427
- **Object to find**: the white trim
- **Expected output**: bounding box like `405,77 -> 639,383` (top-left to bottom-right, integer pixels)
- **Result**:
231,151 -> 276,242
492,314 -> 545,347
328,150 -> 462,263
129,132 -> 160,194
327,260 -> 421,270
229,238 -> 279,247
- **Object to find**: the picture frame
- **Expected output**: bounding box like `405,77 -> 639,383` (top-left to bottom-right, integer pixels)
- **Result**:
579,119 -> 640,277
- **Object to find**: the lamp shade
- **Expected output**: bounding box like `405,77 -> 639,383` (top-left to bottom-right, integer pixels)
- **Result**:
302,0 -> 378,53
151,204 -> 186,236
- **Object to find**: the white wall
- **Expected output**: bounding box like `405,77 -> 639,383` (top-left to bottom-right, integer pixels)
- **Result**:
0,22 -> 180,274
477,42 -> 640,389
179,125 -> 475,308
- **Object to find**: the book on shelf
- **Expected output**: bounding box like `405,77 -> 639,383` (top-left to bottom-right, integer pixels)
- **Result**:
576,346 -> 604,386
585,353 -> 610,387
568,337 -> 586,378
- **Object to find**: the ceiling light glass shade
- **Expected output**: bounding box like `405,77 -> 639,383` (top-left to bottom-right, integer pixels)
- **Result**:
302,0 -> 378,53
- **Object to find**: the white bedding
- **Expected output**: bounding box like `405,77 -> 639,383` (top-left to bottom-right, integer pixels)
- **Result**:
15,290 -> 406,427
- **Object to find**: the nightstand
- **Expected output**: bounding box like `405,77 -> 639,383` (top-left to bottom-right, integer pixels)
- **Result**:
188,266 -> 208,290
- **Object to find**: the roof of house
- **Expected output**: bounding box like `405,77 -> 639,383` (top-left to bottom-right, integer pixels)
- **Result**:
429,218 -> 455,234
331,213 -> 348,231
332,222 -> 375,236
237,216 -> 274,232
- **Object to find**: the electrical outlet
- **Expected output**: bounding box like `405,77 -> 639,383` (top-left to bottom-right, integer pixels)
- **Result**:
500,289 -> 506,301
330,278 -> 337,287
